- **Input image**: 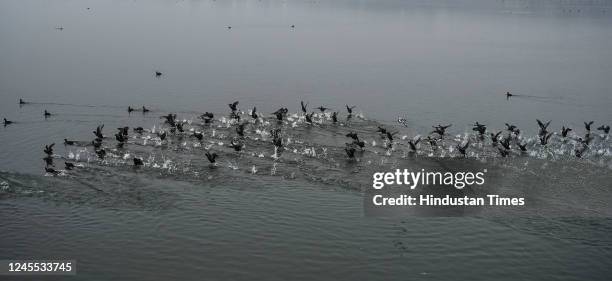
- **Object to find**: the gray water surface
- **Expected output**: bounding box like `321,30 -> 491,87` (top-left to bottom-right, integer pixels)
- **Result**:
1,0 -> 611,280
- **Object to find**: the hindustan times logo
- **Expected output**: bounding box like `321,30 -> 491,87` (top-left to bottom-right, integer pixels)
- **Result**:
372,169 -> 487,190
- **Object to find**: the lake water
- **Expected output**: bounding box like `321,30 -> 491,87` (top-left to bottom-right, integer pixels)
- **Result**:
1,0 -> 611,280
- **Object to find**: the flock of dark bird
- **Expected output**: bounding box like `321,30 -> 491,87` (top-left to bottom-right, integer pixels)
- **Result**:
3,89 -> 611,175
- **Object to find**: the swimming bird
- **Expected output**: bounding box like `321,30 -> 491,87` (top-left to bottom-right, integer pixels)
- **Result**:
597,125 -> 610,134
561,126 -> 572,138
133,157 -> 144,166
505,123 -> 520,135
376,126 -> 388,135
230,112 -> 241,122
316,106 -> 328,112
227,26 -> 232,30
584,121 -> 594,131
201,112 -> 214,124
93,125 -> 104,139
193,131 -> 204,141
331,112 -> 338,123
352,139 -> 365,150
457,140 -> 470,155
19,99 -> 26,105
408,137 -> 421,152
64,139 -> 75,145
43,156 -> 54,166
3,118 -> 13,125
385,131 -> 397,142
536,119 -> 551,136
118,127 -> 129,136
291,25 -> 295,28
155,71 -> 162,77
506,92 -> 513,99
230,140 -> 243,151
346,105 -> 356,114
344,143 -> 356,158
44,143 -> 55,155
490,131 -> 502,146
229,101 -> 239,112
346,132 -> 359,140
95,148 -> 106,159
142,106 -> 150,113
45,167 -> 60,175
251,107 -> 258,119
305,112 -> 314,124
128,106 -> 135,113
431,124 -> 452,137
161,113 -> 177,126
115,132 -> 127,143
205,151 -> 218,164
272,108 -> 288,121
55,27 -> 64,30
472,122 -> 487,136
65,162 -> 75,170
300,101 -> 308,113
539,132 -> 553,145
44,110 -> 52,118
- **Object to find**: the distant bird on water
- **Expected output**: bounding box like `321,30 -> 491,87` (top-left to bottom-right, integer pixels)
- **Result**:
536,119 -> 551,136
305,112 -> 314,124
300,101 -> 308,113
457,140 -> 470,155
346,105 -> 356,114
316,106 -> 328,112
65,162 -> 75,170
201,112 -> 214,124
229,101 -> 239,112
3,118 -> 13,125
142,106 -> 150,113
597,125 -> 610,134
45,167 -> 60,175
155,71 -> 162,77
408,137 -> 421,152
19,99 -> 26,105
473,122 -> 487,136
506,92 -> 513,99
128,106 -> 135,113
205,151 -> 218,164
344,144 -> 356,158
44,110 -> 52,118
561,126 -> 572,138
64,139 -> 75,145
44,143 -> 55,155
291,25 -> 295,28
133,157 -> 144,166
93,125 -> 104,139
